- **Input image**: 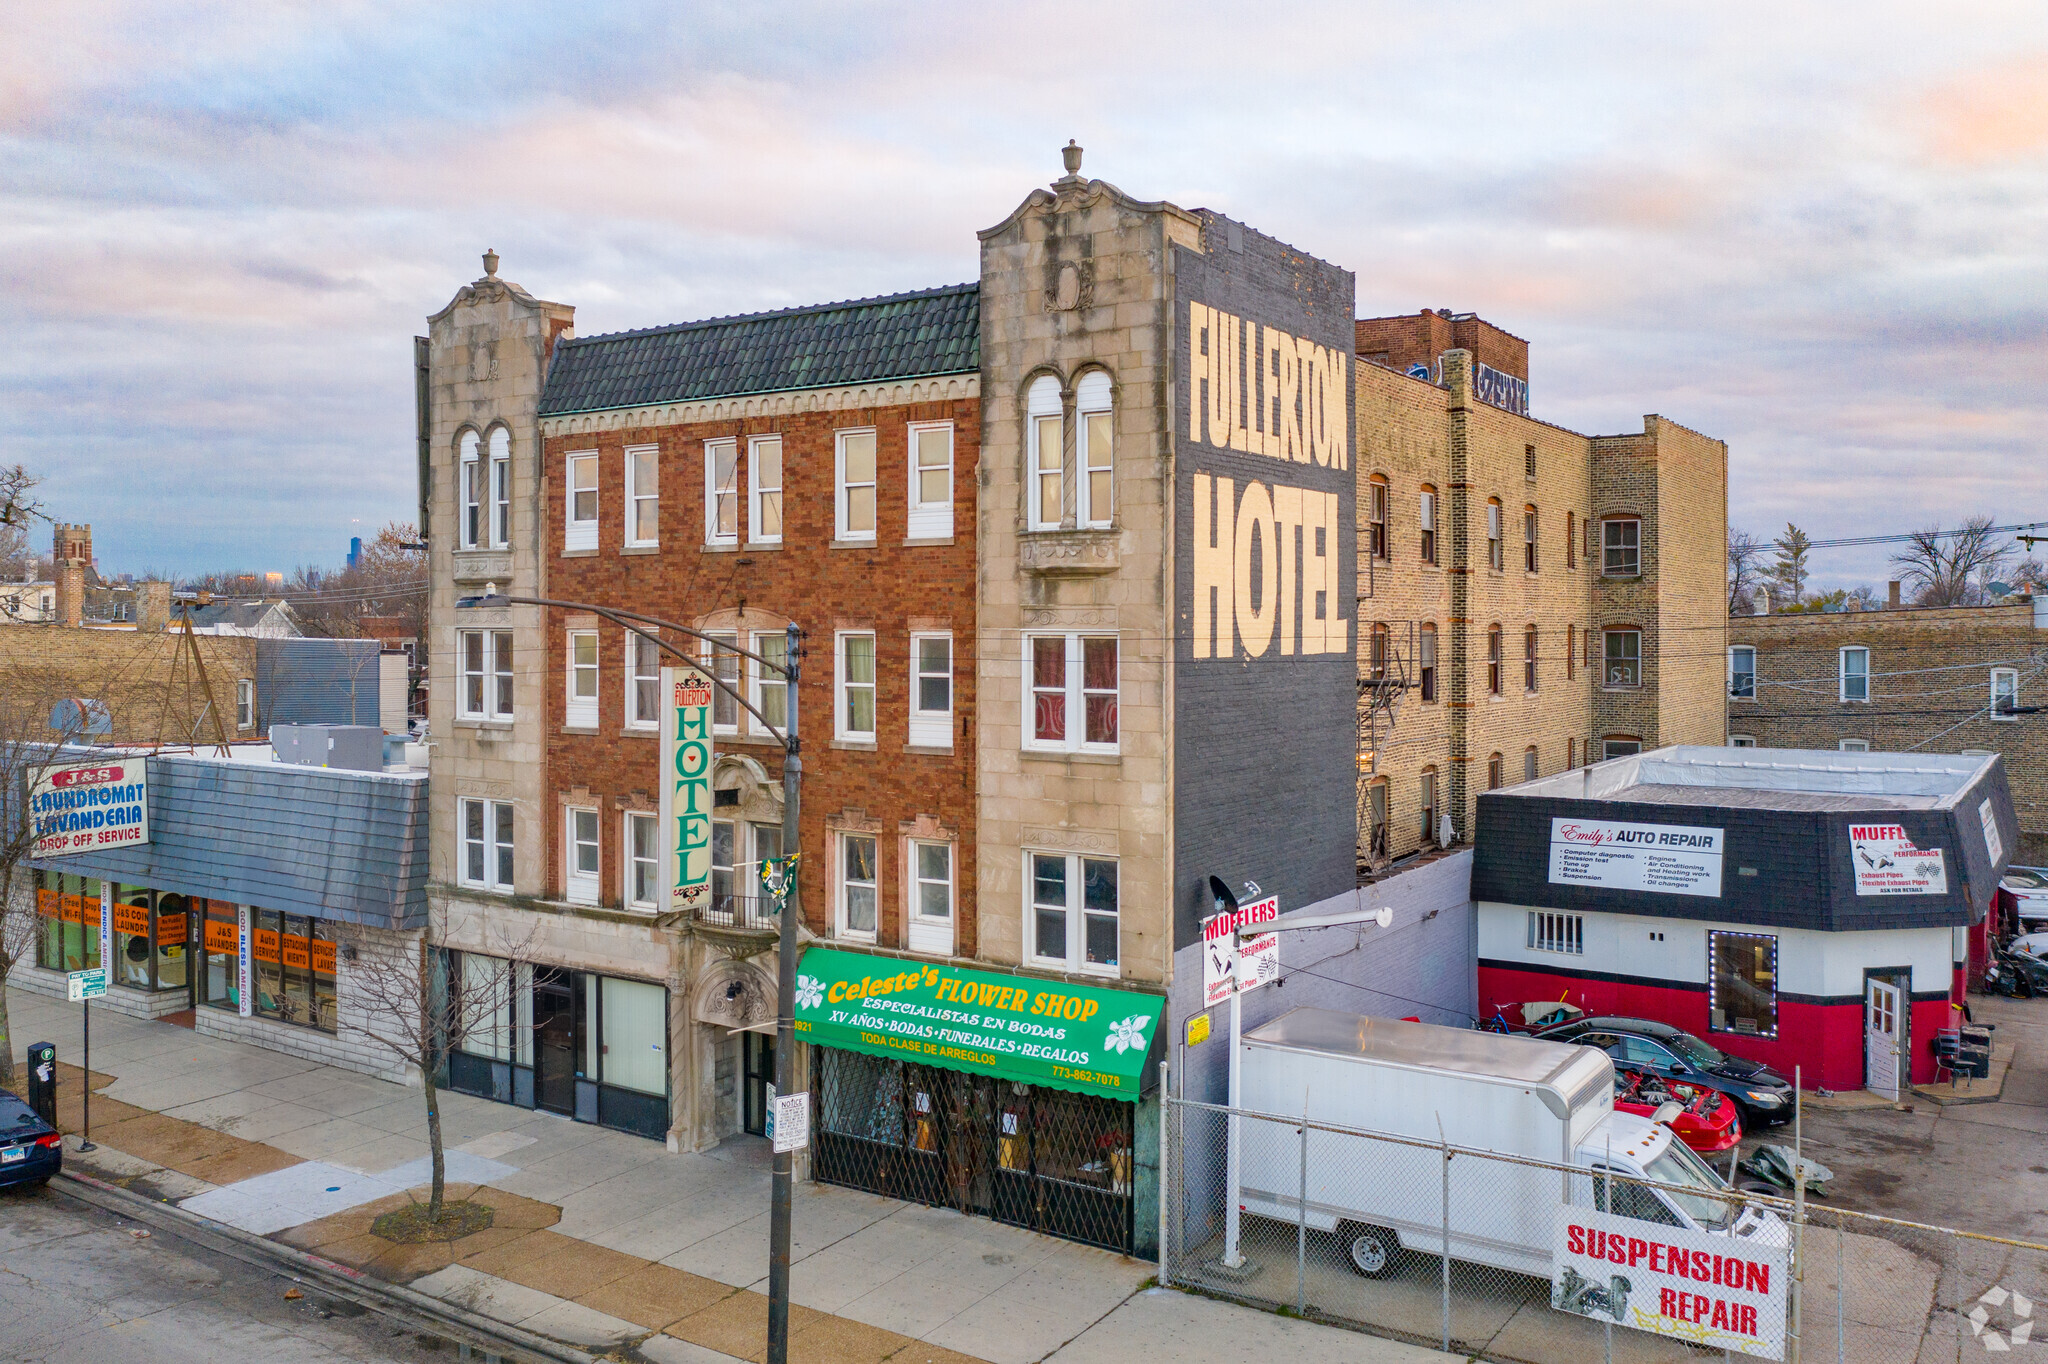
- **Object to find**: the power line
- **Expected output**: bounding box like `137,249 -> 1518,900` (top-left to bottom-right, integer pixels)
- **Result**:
1800,522 -> 2048,551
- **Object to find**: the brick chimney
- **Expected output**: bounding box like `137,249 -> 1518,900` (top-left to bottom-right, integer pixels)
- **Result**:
51,522 -> 90,628
1887,580 -> 1902,609
138,580 -> 171,632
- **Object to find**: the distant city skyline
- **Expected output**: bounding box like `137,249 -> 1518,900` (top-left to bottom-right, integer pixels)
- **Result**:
7,3 -> 2045,589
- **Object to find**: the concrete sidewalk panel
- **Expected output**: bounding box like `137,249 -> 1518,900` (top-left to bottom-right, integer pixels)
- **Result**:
521,1297 -> 646,1349
411,1263 -> 564,1325
1042,1287 -> 1461,1364
572,1261 -> 734,1330
665,1289 -> 824,1363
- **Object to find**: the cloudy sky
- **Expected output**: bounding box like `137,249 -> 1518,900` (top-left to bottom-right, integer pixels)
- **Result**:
5,2 -> 2045,584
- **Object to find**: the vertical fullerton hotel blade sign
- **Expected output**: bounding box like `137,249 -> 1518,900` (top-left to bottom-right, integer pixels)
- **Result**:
659,665 -> 716,915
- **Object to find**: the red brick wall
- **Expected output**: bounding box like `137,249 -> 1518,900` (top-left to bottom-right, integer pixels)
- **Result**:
541,397 -> 981,952
1355,311 -> 1529,383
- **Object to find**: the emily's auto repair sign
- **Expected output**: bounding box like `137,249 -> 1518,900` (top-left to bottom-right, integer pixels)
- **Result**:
29,760 -> 149,858
1553,1206 -> 1787,1359
1547,818 -> 1724,898
1849,824 -> 1947,896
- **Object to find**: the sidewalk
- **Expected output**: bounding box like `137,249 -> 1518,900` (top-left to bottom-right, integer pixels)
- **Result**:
7,987 -> 1456,1364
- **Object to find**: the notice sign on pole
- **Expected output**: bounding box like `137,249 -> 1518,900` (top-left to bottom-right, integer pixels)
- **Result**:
1850,824 -> 1948,896
1547,818 -> 1723,898
1552,1206 -> 1788,1359
67,968 -> 108,1002
30,760 -> 148,859
658,665 -> 716,916
771,1091 -> 810,1153
1202,895 -> 1280,1007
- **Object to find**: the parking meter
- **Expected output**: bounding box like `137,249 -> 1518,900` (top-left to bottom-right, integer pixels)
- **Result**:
26,1042 -> 56,1127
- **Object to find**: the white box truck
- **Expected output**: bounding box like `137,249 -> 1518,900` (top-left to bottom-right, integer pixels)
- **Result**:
1236,1007 -> 1785,1278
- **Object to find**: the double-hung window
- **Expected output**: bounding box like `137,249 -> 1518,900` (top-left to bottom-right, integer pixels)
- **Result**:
565,451 -> 598,552
1993,667 -> 2019,720
459,630 -> 513,720
836,632 -> 876,741
1486,501 -> 1503,571
752,630 -> 790,738
836,430 -> 876,541
1524,507 -> 1538,572
489,428 -> 511,548
1368,476 -> 1389,559
1839,647 -> 1870,703
625,445 -> 659,547
749,436 -> 782,543
1728,645 -> 1756,700
1604,629 -> 1641,689
626,812 -> 659,911
1076,371 -> 1113,527
459,431 -> 482,548
236,678 -> 255,730
1028,852 -> 1117,973
1028,376 -> 1064,530
705,439 -> 739,545
909,632 -> 953,748
1420,488 -> 1437,564
704,632 -> 740,735
460,798 -> 515,893
1486,625 -> 1502,695
566,630 -> 598,727
1419,624 -> 1437,702
907,423 -> 954,538
566,808 -> 600,905
626,633 -> 661,729
1524,625 -> 1539,692
1602,518 -> 1640,575
1025,634 -> 1117,753
908,841 -> 954,955
839,833 -> 878,938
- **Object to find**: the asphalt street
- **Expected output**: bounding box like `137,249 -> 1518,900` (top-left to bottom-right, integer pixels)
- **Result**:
0,1182 -> 502,1364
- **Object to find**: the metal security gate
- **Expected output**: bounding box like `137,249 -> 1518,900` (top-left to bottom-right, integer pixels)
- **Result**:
813,1047 -> 1135,1252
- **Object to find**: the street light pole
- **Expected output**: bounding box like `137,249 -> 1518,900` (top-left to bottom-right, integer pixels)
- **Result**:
458,591 -> 805,1364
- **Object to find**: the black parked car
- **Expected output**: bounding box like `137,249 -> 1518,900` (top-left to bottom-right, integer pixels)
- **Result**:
1533,1016 -> 1795,1128
0,1087 -> 62,1191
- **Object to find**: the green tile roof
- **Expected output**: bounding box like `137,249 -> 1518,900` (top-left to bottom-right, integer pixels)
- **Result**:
539,283 -> 979,417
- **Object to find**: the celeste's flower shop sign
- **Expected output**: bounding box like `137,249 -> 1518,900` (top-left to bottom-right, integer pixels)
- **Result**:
657,665 -> 716,915
791,947 -> 1164,1098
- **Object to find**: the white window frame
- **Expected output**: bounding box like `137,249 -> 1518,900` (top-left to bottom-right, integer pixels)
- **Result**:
748,436 -> 783,545
1603,629 -> 1642,690
1992,667 -> 2019,721
459,797 -> 515,893
703,631 -> 740,736
1728,645 -> 1757,700
1025,850 -> 1119,976
705,439 -> 740,546
1839,646 -> 1870,703
909,631 -> 953,748
458,629 -> 514,721
489,427 -> 511,549
1602,739 -> 1642,760
1486,501 -> 1502,571
566,630 -> 598,728
564,451 -> 598,552
906,837 -> 955,956
1602,518 -> 1641,576
1838,738 -> 1871,753
1420,489 -> 1437,563
458,431 -> 482,549
624,443 -> 659,548
626,632 -> 660,730
1022,633 -> 1119,754
565,807 -> 600,906
625,811 -> 659,912
906,422 -> 954,539
1527,911 -> 1584,956
1076,371 -> 1113,529
836,631 -> 877,742
1027,376 -> 1064,531
835,428 -> 877,542
235,678 -> 255,730
751,630 -> 791,739
1729,734 -> 1757,748
836,831 -> 879,941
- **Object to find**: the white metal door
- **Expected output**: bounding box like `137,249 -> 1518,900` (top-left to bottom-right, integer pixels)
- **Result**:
1866,978 -> 1902,1100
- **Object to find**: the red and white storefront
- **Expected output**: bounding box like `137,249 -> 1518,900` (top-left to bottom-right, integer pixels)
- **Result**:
1471,747 -> 2015,1095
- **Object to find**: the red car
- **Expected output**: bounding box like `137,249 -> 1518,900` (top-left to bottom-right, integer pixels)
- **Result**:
1614,1069 -> 1742,1154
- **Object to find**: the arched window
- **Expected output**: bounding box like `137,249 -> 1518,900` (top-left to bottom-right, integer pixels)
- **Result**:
1366,779 -> 1389,860
1487,625 -> 1503,695
1487,753 -> 1503,790
1419,624 -> 1438,702
1523,505 -> 1538,572
1420,767 -> 1439,843
1486,499 -> 1504,571
458,430 -> 482,548
1027,376 -> 1063,530
1369,622 -> 1389,682
1524,625 -> 1539,692
1523,745 -> 1539,782
1076,371 -> 1113,528
488,427 -> 511,549
1419,485 -> 1438,564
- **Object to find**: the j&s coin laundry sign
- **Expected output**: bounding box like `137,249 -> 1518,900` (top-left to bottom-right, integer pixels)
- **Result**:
30,761 -> 149,859
1547,818 -> 1723,898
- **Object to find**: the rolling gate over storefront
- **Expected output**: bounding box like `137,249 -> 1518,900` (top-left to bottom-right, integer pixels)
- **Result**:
795,948 -> 1164,1254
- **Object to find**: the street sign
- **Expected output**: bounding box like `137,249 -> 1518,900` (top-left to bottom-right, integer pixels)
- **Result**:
67,968 -> 108,1002
1201,895 -> 1280,1007
771,1092 -> 810,1153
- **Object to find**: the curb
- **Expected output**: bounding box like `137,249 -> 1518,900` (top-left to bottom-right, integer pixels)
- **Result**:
50,1170 -> 595,1364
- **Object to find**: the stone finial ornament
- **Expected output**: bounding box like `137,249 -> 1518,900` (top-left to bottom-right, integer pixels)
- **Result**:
482,249 -> 500,278
1061,140 -> 1083,177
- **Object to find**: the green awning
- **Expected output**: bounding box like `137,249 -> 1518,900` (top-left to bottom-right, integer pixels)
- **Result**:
792,947 -> 1164,1100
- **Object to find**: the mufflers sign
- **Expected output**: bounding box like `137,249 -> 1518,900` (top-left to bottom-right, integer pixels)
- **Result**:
29,760 -> 149,858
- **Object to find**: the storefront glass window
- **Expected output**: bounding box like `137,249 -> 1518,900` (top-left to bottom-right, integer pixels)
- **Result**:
1709,931 -> 1778,1038
201,900 -> 239,1010
460,953 -> 512,1059
310,922 -> 336,1031
113,884 -> 153,989
154,892 -> 191,991
600,976 -> 666,1095
33,871 -> 101,974
253,909 -> 284,1019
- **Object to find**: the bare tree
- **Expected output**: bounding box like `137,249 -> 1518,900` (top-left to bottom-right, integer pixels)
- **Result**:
1891,517 -> 2013,607
336,916 -> 530,1225
1729,529 -> 1769,614
1771,524 -> 1812,607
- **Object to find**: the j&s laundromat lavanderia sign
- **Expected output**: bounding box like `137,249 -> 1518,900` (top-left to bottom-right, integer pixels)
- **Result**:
791,947 -> 1164,1099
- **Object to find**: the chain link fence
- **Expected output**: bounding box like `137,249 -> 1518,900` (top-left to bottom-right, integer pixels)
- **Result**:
1162,1094 -> 2048,1362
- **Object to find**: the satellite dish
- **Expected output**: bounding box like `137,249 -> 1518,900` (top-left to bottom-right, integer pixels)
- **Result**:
1374,906 -> 1394,929
1989,581 -> 2014,598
